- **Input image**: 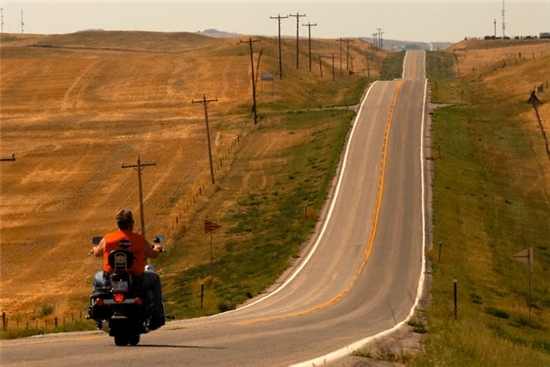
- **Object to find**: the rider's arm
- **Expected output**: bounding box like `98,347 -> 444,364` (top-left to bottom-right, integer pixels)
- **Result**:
92,239 -> 105,257
144,241 -> 163,259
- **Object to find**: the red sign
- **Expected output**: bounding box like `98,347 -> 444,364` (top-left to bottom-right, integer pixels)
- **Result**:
204,220 -> 221,234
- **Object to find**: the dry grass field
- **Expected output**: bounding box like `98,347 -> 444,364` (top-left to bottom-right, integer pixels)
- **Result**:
2,31 -> 548,335
449,38 -> 550,193
416,39 -> 550,366
0,31 -> 379,319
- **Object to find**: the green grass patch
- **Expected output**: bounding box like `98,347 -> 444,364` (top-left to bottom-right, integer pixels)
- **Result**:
258,73 -> 371,113
426,51 -> 459,104
380,50 -> 405,80
163,108 -> 355,318
0,320 -> 96,340
410,51 -> 550,366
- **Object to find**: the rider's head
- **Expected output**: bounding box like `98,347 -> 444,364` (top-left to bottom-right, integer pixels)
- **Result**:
116,210 -> 135,230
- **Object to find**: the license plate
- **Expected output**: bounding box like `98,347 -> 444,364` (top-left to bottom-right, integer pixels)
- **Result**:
112,281 -> 128,291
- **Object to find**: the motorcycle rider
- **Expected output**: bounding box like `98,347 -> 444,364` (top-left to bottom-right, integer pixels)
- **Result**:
92,209 -> 165,330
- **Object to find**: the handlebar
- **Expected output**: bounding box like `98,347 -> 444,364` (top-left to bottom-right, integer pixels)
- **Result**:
89,234 -> 166,255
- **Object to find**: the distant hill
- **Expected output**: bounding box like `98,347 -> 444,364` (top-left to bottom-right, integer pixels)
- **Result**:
198,28 -> 242,38
361,37 -> 453,51
199,29 -> 454,49
30,30 -> 220,51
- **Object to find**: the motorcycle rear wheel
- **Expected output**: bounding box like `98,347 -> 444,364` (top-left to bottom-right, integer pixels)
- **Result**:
128,334 -> 140,346
114,333 -> 128,346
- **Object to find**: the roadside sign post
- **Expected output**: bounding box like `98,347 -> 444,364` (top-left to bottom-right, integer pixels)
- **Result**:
261,72 -> 274,102
453,277 -> 458,320
0,153 -> 16,162
205,220 -> 222,281
512,247 -> 534,317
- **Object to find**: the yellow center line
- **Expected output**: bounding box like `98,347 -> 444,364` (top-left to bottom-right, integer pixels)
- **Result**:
12,82 -> 405,337
0,334 -> 105,348
241,80 -> 403,326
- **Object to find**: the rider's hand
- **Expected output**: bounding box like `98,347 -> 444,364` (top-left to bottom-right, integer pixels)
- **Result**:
153,244 -> 164,253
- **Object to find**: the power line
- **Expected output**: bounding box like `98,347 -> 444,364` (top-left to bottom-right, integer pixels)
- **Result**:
270,14 -> 288,79
289,12 -> 306,70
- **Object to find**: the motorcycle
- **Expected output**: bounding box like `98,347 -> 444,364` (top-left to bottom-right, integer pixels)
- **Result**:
87,235 -> 167,346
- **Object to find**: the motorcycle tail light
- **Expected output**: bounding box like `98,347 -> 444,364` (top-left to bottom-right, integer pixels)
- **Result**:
113,293 -> 126,303
95,298 -> 105,306
135,297 -> 143,306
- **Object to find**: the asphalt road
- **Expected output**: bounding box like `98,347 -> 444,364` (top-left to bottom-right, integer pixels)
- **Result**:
0,50 -> 429,367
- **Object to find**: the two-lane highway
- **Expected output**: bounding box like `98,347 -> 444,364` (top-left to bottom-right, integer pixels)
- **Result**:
0,51 -> 429,367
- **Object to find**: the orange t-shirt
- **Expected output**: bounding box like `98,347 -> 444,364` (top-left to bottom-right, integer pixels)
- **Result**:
103,230 -> 146,276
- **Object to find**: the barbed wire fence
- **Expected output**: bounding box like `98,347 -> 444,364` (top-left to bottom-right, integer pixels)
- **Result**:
1,309 -> 91,334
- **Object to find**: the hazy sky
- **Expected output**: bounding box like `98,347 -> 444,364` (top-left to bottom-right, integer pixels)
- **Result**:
1,1 -> 549,43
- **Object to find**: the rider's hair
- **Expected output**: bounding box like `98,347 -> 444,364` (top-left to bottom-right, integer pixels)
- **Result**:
116,210 -> 134,230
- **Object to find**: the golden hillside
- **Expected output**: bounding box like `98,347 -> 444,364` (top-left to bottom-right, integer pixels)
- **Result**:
0,31 -> 380,316
449,38 -> 550,191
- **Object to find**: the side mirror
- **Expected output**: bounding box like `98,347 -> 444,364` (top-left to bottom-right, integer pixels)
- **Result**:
153,235 -> 165,244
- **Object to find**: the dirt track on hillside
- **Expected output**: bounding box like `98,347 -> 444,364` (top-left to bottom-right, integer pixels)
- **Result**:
0,33 -> 255,315
2,33 -> 548,320
0,32 -> 376,317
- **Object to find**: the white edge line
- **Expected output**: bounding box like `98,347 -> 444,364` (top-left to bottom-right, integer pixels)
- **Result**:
289,64 -> 429,367
234,81 -> 379,312
207,81 -> 379,318
402,51 -> 409,79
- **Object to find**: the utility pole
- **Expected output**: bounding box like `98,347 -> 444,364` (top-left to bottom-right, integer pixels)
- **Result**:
270,14 -> 288,79
330,54 -> 335,81
302,22 -> 317,71
289,12 -> 306,70
377,28 -> 384,50
239,37 -> 261,125
121,155 -> 156,237
1,8 -> 4,34
365,43 -> 371,78
339,38 -> 343,74
346,38 -> 350,71
318,55 -> 335,81
20,8 -> 24,34
513,247 -> 534,317
192,94 -> 218,185
502,0 -> 506,38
